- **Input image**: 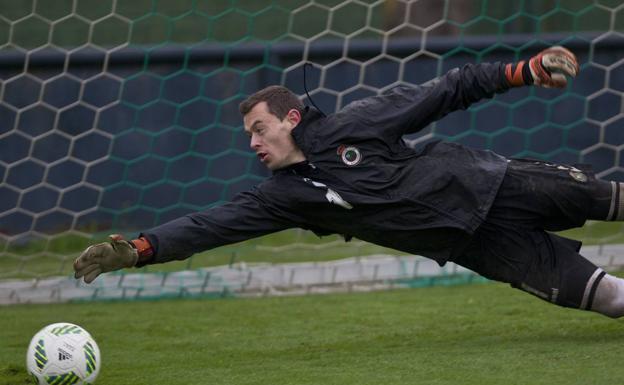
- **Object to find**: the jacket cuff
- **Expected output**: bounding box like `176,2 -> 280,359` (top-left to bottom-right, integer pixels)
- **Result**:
504,61 -> 533,87
130,236 -> 155,267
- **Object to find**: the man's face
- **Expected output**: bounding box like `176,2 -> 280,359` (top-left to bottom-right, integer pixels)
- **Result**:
243,102 -> 302,170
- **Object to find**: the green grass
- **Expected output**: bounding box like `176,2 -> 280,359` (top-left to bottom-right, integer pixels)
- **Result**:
2,283 -> 624,385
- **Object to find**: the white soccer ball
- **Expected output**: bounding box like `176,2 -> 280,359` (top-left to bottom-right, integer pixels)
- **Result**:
26,322 -> 101,385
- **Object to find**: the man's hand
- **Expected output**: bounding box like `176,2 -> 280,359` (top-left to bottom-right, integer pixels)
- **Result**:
74,234 -> 138,284
529,46 -> 579,88
505,46 -> 579,88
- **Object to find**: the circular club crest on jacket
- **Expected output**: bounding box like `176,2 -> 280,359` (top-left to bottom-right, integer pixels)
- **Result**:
337,145 -> 362,166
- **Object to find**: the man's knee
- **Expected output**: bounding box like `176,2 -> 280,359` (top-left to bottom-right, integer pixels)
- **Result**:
590,273 -> 624,319
589,180 -> 624,221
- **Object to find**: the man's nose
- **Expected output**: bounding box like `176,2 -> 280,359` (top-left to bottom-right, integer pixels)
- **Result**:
250,134 -> 260,149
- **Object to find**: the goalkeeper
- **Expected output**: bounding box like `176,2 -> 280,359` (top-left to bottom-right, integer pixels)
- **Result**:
74,46 -> 624,318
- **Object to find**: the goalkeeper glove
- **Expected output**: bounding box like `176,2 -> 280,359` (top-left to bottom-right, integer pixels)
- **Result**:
74,234 -> 151,283
505,46 -> 579,88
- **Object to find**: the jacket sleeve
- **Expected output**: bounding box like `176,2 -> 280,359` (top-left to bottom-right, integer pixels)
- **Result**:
138,187 -> 295,265
340,62 -> 511,139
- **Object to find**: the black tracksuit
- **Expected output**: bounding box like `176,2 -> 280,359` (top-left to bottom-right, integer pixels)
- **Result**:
138,61 -> 614,311
141,62 -> 513,266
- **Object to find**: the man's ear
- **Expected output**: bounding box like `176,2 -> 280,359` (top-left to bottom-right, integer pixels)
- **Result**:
285,109 -> 301,127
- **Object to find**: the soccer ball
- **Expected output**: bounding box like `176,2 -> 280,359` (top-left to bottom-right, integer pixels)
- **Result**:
26,322 -> 101,385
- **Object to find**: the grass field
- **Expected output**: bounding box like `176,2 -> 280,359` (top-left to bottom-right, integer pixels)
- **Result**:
2,283 -> 623,385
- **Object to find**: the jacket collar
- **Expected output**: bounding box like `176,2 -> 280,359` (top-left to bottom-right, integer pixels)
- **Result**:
272,160 -> 314,175
291,106 -> 324,152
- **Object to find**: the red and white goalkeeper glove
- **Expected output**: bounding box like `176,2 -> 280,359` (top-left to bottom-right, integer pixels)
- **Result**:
505,46 -> 579,88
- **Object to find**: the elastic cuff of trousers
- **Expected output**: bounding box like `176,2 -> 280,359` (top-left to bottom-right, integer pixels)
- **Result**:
505,61 -> 533,87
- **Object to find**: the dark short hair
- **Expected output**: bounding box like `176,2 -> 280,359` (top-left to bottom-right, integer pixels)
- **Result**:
238,85 -> 304,120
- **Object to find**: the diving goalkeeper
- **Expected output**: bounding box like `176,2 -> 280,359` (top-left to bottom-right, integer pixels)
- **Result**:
74,46 -> 624,318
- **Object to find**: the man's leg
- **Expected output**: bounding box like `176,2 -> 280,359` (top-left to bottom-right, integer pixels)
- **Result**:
494,159 -> 616,230
453,222 -> 624,318
457,160 -> 624,318
588,180 -> 624,221
590,272 -> 624,318
573,179 -> 624,317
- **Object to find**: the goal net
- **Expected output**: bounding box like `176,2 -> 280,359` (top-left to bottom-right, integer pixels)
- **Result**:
1,0 -> 623,303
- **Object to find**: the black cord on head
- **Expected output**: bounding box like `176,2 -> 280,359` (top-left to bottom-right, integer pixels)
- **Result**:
303,62 -> 326,117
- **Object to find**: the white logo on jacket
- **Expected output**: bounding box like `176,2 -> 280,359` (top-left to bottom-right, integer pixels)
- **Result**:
303,178 -> 353,210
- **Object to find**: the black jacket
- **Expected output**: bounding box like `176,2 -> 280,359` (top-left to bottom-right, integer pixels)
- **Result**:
142,62 -> 512,266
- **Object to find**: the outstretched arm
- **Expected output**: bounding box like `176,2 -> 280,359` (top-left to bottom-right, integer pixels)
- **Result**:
74,188 -> 295,283
139,190 -> 294,265
341,46 -> 579,138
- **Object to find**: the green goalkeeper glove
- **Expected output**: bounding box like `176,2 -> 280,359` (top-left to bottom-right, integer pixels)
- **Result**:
505,46 -> 579,88
74,234 -> 138,284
